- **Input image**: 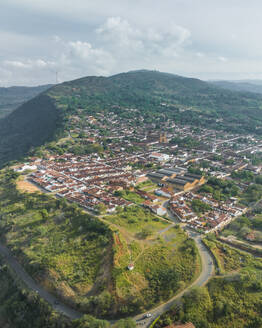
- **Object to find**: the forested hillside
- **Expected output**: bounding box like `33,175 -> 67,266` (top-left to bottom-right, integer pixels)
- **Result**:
0,94 -> 63,167
0,84 -> 52,118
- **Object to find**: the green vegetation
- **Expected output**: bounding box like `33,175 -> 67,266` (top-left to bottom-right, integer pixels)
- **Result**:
0,85 -> 51,119
169,136 -> 200,149
2,70 -> 262,168
0,170 -> 112,314
0,94 -> 63,167
70,143 -> 104,156
115,190 -> 145,204
103,206 -> 167,234
191,199 -> 211,214
102,206 -> 200,315
200,177 -> 240,200
223,214 -> 262,243
231,169 -> 262,185
136,180 -> 158,192
155,241 -> 262,328
0,256 -> 116,328
212,80 -> 262,94
231,170 -> 256,182
249,152 -> 262,166
202,236 -> 260,274
0,170 -> 200,318
241,184 -> 262,205
0,257 -> 70,328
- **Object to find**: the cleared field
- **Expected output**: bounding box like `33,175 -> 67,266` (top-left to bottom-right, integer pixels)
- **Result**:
16,178 -> 40,193
103,206 -> 169,236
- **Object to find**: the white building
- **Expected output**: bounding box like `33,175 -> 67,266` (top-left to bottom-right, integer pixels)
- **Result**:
149,152 -> 170,162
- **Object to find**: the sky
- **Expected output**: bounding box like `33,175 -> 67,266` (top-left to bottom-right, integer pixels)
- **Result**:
1,0 -> 262,86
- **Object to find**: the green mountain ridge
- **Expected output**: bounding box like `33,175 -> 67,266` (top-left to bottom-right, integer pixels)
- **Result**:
0,84 -> 52,118
1,70 -> 262,167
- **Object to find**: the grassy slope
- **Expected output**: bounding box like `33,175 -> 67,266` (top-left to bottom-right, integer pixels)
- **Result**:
0,257 -> 73,328
155,239 -> 262,328
0,171 -> 200,318
0,257 -> 112,328
203,238 -> 257,274
103,206 -> 200,315
0,170 -> 112,311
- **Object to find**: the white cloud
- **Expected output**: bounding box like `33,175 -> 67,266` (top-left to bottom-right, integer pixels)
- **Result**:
65,40 -> 115,75
196,52 -> 205,58
2,1 -> 262,84
0,16 -> 192,85
4,59 -> 55,70
96,16 -> 191,58
218,56 -> 228,62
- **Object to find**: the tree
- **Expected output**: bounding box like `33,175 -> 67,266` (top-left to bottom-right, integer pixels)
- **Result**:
113,318 -> 136,328
94,203 -> 107,215
191,199 -> 211,214
75,315 -> 110,328
40,209 -> 48,219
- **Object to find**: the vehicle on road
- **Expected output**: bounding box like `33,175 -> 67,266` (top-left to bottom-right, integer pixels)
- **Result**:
145,313 -> 152,318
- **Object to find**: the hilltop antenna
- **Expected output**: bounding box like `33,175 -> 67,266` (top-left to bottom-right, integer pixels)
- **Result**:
56,71 -> 59,84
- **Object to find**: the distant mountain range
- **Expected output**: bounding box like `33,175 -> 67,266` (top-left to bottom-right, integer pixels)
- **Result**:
0,85 -> 52,118
1,70 -> 262,168
211,80 -> 262,94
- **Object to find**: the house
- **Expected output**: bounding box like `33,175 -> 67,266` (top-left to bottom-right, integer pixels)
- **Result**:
136,175 -> 148,184
149,152 -> 170,162
155,188 -> 173,198
151,205 -> 167,216
14,164 -> 37,172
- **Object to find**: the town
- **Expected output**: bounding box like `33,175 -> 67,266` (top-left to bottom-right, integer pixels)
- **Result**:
15,107 -> 262,236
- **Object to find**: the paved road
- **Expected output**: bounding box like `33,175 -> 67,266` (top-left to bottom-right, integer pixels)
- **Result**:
0,244 -> 82,320
133,201 -> 215,327
133,229 -> 214,327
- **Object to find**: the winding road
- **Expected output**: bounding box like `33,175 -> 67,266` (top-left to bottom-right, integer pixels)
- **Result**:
0,198 -> 215,327
133,203 -> 215,327
0,243 -> 82,320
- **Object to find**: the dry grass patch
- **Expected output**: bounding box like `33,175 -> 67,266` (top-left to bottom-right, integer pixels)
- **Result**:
16,177 -> 40,193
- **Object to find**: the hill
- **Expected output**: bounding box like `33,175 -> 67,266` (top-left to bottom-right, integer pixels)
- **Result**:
1,70 -> 262,167
211,80 -> 262,94
0,84 -> 52,118
0,170 -> 199,317
0,94 -> 63,167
